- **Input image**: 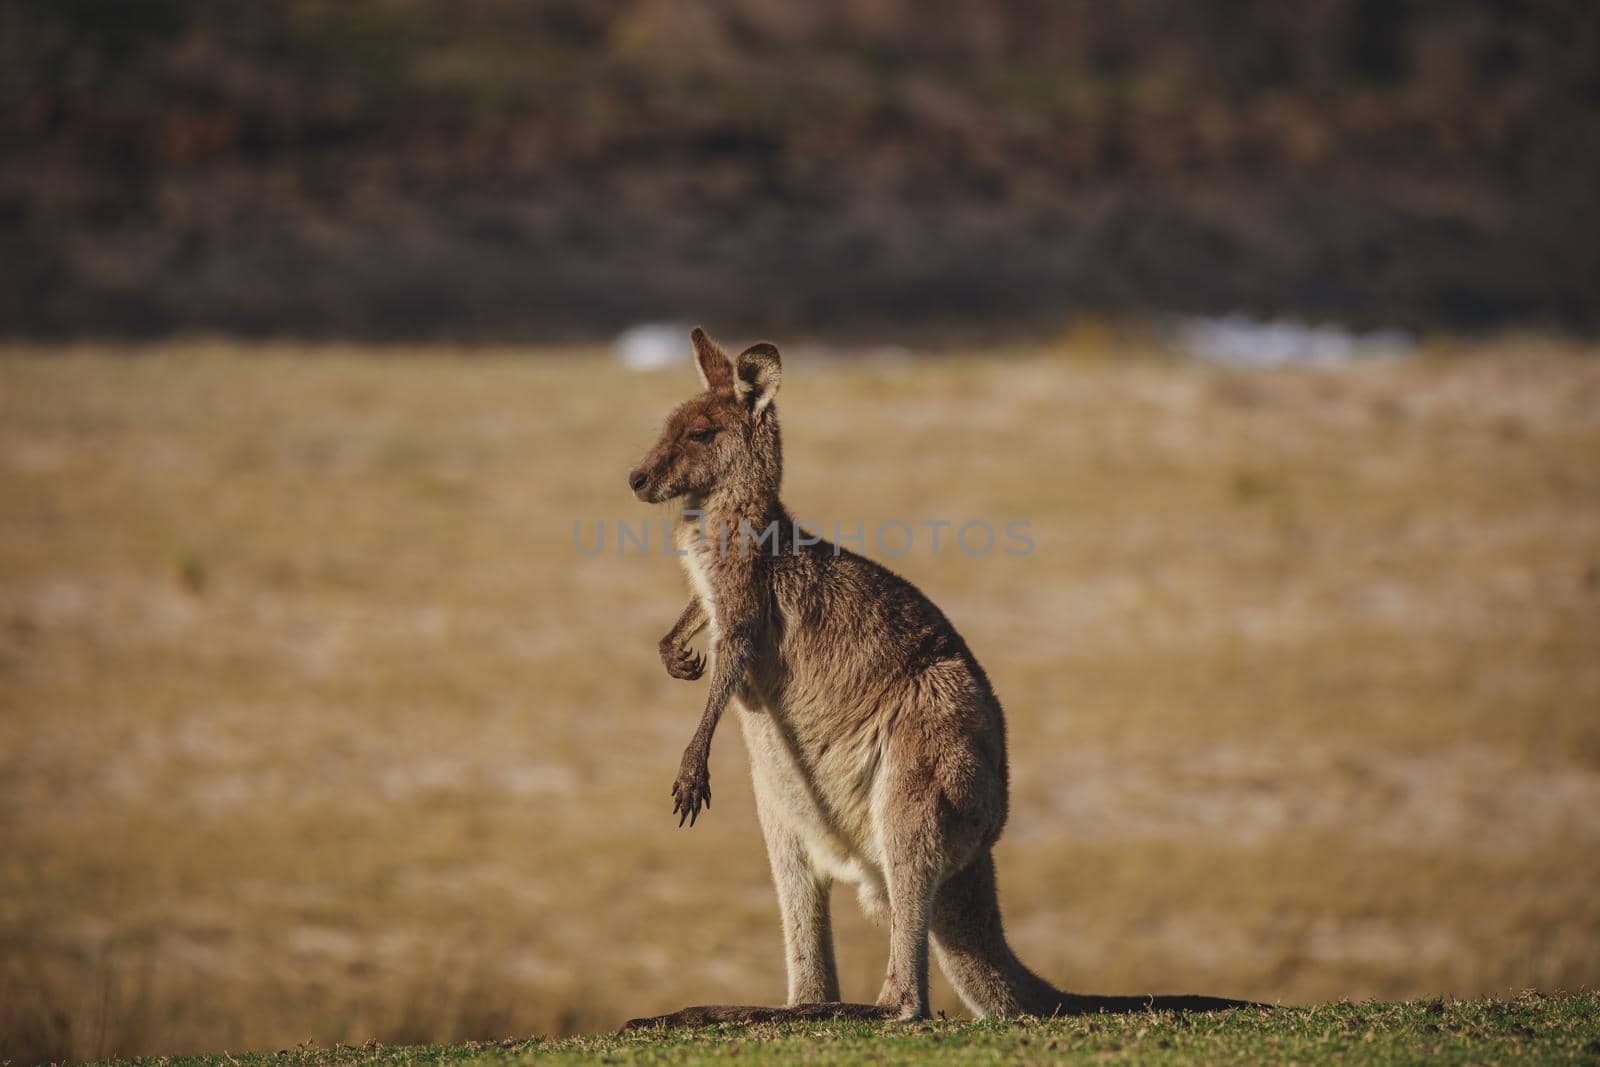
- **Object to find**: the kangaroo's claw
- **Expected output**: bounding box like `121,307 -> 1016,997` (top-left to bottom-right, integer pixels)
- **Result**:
661,643 -> 706,681
671,758 -> 711,827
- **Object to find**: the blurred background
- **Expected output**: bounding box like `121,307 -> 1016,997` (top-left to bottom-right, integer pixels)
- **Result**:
2,2 -> 1598,1065
3,0 -> 1599,338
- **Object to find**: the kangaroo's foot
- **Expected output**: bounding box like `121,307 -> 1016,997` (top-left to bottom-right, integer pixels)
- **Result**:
874,977 -> 931,1021
623,1002 -> 893,1031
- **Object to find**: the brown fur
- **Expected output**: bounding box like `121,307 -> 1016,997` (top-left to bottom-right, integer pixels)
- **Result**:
625,329 -> 1257,1028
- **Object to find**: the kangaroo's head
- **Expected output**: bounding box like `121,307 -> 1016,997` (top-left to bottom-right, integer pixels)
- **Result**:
628,327 -> 783,505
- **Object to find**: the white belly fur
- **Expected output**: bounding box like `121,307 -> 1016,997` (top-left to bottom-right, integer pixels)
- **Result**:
676,524 -> 720,640
737,691 -> 891,901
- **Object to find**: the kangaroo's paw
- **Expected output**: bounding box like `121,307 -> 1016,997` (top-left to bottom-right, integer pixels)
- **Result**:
660,643 -> 705,681
623,1002 -> 892,1031
670,756 -> 711,827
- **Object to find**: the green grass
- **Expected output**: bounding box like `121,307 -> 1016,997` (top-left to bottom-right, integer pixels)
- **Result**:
101,995 -> 1600,1067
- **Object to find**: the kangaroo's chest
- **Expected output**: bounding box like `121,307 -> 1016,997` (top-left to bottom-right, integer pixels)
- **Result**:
674,526 -> 884,866
675,524 -> 721,639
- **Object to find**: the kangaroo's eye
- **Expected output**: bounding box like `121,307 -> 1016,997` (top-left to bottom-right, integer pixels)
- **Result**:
688,428 -> 719,443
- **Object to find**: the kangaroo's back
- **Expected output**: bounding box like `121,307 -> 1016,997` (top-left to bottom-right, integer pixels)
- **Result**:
766,535 -> 1001,723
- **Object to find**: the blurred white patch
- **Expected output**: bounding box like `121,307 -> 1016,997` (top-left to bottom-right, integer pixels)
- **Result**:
1177,314 -> 1414,367
615,322 -> 692,370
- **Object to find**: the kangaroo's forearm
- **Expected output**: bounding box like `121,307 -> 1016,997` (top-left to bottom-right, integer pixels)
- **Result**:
662,598 -> 708,649
687,628 -> 754,756
670,625 -> 752,825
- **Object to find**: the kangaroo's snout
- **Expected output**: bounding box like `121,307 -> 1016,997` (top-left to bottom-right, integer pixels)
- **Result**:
629,469 -> 649,494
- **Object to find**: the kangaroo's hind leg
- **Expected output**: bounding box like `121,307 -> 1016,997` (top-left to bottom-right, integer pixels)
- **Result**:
624,814 -> 890,1032
623,727 -> 894,1032
621,818 -> 889,1032
755,800 -> 841,1003
874,851 -> 938,1019
871,756 -> 948,1020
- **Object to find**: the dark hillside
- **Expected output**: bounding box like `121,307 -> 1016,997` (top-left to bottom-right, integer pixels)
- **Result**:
3,0 -> 1597,338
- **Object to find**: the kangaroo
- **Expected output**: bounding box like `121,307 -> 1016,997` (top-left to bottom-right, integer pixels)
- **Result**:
624,328 -> 1253,1028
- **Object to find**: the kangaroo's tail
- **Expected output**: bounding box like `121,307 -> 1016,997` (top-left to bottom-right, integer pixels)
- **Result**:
932,850 -> 1264,1018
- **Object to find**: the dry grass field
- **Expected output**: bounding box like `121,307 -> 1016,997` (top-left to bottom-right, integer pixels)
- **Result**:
2,337 -> 1598,1064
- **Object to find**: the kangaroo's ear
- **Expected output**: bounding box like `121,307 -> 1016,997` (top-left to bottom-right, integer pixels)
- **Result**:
691,327 -> 733,390
735,342 -> 782,417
